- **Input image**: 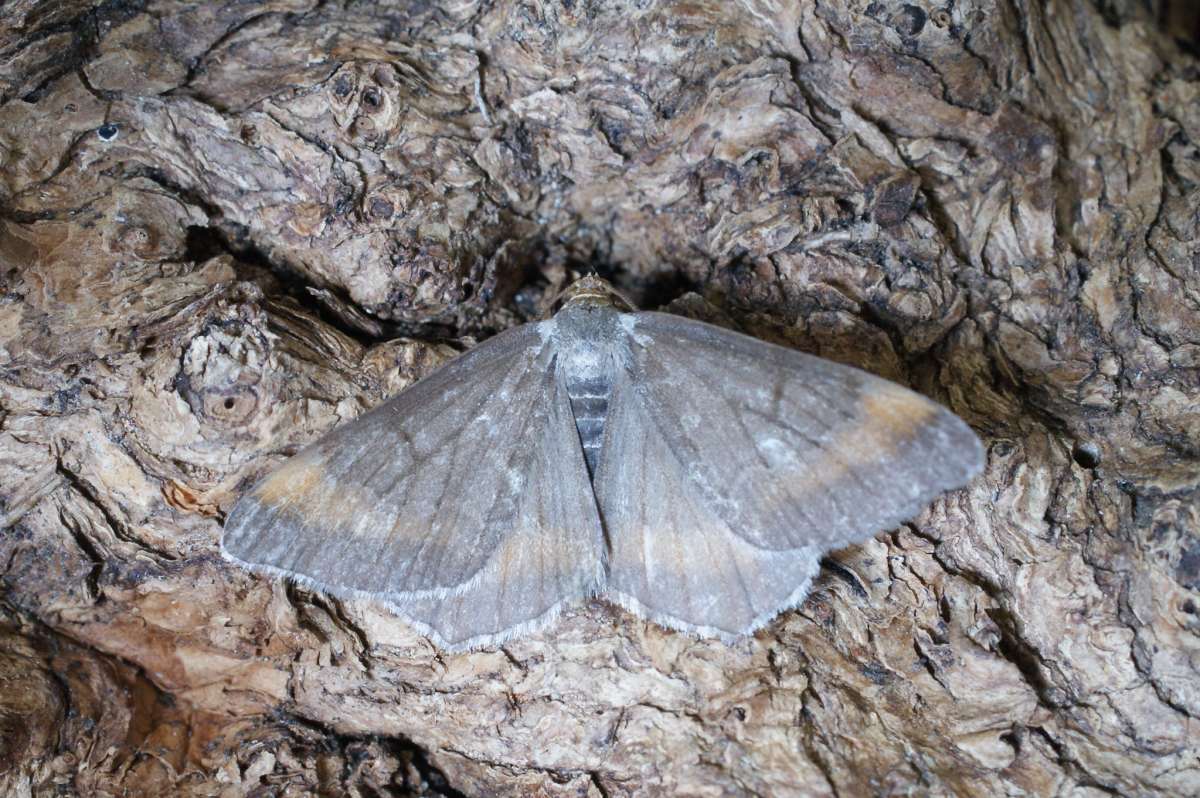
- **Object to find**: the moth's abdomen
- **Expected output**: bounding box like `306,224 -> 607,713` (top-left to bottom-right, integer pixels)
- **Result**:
566,375 -> 612,479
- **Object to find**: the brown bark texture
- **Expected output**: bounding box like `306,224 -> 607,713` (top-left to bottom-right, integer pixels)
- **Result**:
1,0 -> 1199,796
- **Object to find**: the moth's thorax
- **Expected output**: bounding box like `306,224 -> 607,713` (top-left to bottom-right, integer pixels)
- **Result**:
553,301 -> 624,374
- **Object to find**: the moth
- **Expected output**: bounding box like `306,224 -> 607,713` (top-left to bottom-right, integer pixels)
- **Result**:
223,275 -> 984,650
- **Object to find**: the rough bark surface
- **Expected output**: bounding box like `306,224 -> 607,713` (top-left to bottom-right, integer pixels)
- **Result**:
2,1 -> 1198,796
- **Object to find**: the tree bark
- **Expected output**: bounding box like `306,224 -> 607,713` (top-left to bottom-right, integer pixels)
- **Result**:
2,1 -> 1198,795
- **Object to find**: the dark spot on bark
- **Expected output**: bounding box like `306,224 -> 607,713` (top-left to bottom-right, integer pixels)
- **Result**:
327,199 -> 347,220
597,116 -> 628,153
871,176 -> 918,226
333,75 -> 353,97
629,270 -> 693,311
860,661 -> 892,685
51,386 -> 81,413
1177,542 -> 1200,591
1071,441 -> 1101,469
353,116 -> 378,140
820,557 -> 869,600
898,5 -> 926,36
985,106 -> 1055,176
369,197 -> 394,219
508,122 -> 537,167
183,226 -> 227,263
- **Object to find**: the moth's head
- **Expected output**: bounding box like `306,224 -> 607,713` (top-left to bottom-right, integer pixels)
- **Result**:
549,274 -> 636,316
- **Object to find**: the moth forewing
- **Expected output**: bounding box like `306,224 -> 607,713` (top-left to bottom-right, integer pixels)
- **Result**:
221,321 -> 606,649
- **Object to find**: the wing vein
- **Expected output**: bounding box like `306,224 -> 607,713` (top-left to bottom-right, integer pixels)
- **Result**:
397,348 -> 544,593
628,346 -> 827,549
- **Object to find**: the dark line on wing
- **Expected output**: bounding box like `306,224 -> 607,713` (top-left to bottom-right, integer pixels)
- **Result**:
611,347 -> 814,555
741,404 -> 862,531
657,326 -> 872,542
627,350 -> 825,549
279,450 -> 361,572
386,349 -> 538,591
413,352 -> 545,592
628,381 -> 762,623
441,349 -> 607,614
799,379 -> 891,497
684,342 -> 866,485
714,497 -> 762,623
661,345 -> 775,471
480,369 -> 549,533
316,346 -> 525,585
